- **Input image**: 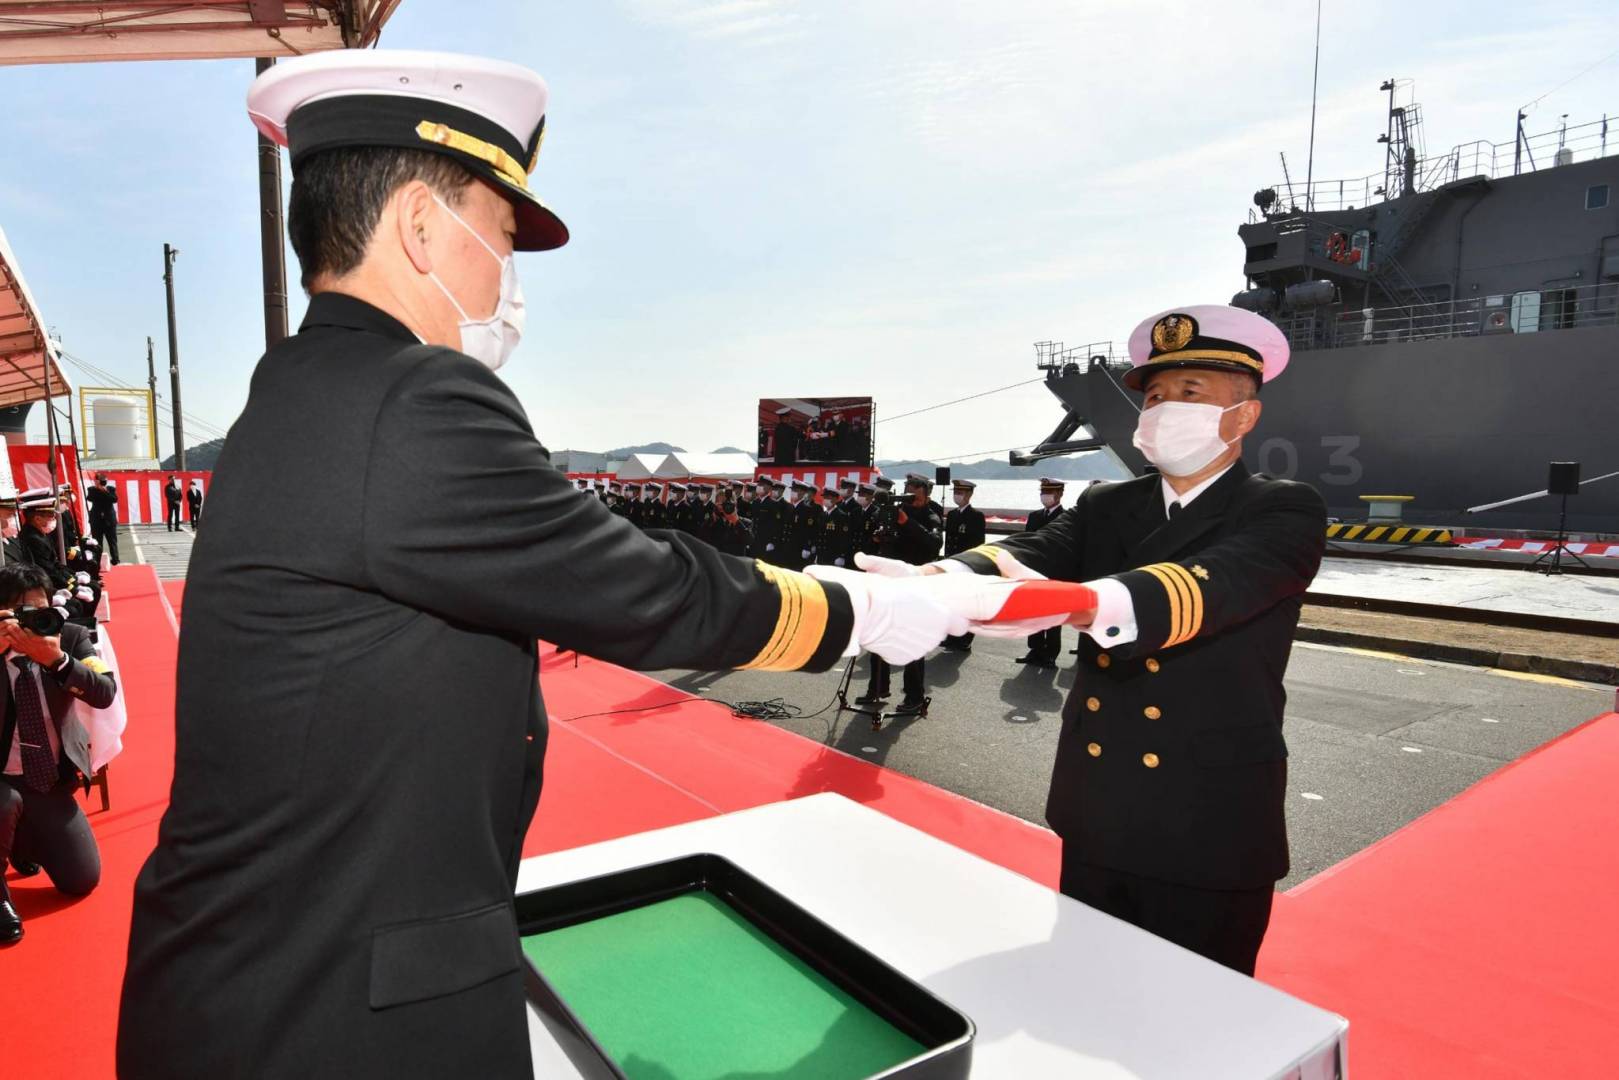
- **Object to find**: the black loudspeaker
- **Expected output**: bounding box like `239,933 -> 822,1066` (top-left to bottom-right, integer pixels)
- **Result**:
1548,461 -> 1580,496
936,466 -> 950,487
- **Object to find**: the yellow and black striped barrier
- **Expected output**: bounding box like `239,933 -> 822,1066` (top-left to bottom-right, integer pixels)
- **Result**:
1327,524 -> 1453,544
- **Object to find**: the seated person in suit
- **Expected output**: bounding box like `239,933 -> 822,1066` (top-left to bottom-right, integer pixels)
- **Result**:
0,563 -> 121,945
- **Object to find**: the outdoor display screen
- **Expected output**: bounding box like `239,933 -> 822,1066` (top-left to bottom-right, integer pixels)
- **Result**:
757,397 -> 874,467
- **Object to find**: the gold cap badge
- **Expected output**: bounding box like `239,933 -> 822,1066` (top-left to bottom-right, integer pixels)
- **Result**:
1151,313 -> 1196,353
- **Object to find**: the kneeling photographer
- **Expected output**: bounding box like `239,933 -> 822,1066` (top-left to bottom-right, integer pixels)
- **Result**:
0,564 -> 120,946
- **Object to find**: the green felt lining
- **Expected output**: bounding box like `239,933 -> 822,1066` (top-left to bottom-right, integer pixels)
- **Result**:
522,892 -> 925,1080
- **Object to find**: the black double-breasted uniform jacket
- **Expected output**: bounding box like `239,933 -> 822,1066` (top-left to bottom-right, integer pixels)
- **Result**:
817,502 -> 857,565
750,496 -> 785,556
117,295 -> 858,1079
885,497 -> 944,566
788,500 -> 821,563
19,523 -> 70,589
952,463 -> 1325,890
943,503 -> 985,558
86,483 -> 119,527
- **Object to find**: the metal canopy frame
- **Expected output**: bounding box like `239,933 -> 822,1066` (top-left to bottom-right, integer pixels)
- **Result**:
0,223 -> 73,410
0,1 -> 404,64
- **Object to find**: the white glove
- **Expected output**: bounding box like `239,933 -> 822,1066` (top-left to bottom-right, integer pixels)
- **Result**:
75,571 -> 92,585
834,557 -> 846,567
801,549 -> 812,560
963,549 -> 1070,638
75,586 -> 94,603
853,552 -> 924,578
805,566 -> 972,665
765,543 -> 775,552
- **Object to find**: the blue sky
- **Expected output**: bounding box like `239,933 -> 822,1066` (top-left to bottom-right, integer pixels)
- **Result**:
3,1 -> 1616,464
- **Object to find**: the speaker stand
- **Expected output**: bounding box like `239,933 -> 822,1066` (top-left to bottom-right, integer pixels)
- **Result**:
834,655 -> 883,722
1528,493 -> 1590,575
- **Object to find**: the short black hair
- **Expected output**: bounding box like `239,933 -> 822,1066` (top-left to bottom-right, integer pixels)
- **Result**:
288,147 -> 476,291
0,563 -> 52,608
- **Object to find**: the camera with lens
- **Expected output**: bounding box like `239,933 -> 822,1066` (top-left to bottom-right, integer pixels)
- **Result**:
13,605 -> 66,636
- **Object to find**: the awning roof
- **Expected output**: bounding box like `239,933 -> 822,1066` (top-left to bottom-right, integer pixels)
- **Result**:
0,1 -> 403,65
0,224 -> 72,409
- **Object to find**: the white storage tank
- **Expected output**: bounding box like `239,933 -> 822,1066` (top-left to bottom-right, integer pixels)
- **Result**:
92,396 -> 142,460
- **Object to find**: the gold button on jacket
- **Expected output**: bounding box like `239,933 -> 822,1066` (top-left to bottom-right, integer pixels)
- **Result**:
1085,696 -> 1101,712
1087,742 -> 1102,757
1145,657 -> 1161,673
1144,706 -> 1162,720
1142,752 -> 1160,768
1096,653 -> 1111,668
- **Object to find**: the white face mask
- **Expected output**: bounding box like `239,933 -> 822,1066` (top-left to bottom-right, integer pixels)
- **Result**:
855,495 -> 871,508
428,195 -> 525,371
787,492 -> 801,504
1040,493 -> 1059,508
952,493 -> 969,507
1132,401 -> 1244,477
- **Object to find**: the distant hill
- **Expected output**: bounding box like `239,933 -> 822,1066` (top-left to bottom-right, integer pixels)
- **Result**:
604,442 -> 685,458
162,436 -> 227,471
710,446 -> 748,454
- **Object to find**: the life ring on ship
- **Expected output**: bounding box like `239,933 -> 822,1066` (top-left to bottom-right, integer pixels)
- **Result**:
1325,232 -> 1350,260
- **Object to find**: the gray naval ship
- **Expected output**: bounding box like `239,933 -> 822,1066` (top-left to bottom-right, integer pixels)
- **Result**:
1024,87 -> 1619,533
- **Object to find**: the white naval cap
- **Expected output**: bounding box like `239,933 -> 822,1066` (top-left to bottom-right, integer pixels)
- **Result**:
1125,304 -> 1289,392
247,49 -> 567,251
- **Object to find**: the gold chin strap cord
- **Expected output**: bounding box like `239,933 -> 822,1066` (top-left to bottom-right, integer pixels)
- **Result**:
415,121 -> 528,190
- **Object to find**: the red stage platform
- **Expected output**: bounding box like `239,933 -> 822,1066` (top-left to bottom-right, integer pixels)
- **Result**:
6,565 -> 1615,1077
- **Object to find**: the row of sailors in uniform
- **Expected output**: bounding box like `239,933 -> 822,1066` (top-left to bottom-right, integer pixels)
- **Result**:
1,487 -> 105,618
571,473 -> 1003,571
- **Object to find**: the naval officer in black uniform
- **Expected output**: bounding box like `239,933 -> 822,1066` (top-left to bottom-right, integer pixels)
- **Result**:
940,478 -> 984,652
853,304 -> 1325,974
1014,477 -> 1066,667
117,51 -> 992,1080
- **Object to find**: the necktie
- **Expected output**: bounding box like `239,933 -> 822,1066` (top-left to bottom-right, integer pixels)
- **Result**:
12,656 -> 57,793
1167,500 -> 1183,520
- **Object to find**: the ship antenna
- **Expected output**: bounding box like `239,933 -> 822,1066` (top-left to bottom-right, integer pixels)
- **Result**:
1304,0 -> 1323,212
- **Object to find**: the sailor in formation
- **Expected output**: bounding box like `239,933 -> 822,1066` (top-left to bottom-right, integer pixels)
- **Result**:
1014,477 -> 1067,667
787,481 -> 820,569
117,50 -> 1005,1077
940,478 -> 985,652
852,304 -> 1326,975
856,473 -> 945,715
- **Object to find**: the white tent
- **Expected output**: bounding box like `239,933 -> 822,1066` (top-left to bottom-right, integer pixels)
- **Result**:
653,452 -> 757,480
614,453 -> 671,480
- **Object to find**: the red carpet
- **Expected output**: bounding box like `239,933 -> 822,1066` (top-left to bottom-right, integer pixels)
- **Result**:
6,568 -> 1615,1078
1259,711 -> 1619,1078
4,566 -> 181,1080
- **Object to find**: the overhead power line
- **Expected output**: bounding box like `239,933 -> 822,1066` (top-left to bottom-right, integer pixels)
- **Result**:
57,349 -> 233,444
878,377 -> 1044,425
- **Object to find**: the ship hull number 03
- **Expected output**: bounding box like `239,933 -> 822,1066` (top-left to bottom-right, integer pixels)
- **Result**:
1256,435 -> 1364,486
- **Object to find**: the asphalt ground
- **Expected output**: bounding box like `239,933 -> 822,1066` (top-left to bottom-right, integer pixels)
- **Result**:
123,522 -> 197,580
649,632 -> 1612,889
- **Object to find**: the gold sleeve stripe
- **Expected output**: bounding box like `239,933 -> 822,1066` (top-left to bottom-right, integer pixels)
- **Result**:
1139,564 -> 1187,646
1159,563 -> 1205,645
1140,562 -> 1205,647
741,562 -> 832,671
81,657 -> 112,675
963,544 -> 1007,570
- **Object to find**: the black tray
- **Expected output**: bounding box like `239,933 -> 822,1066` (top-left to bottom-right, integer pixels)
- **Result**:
516,852 -> 974,1079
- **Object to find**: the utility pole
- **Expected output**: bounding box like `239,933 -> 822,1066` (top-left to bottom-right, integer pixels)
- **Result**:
256,57 -> 289,348
163,243 -> 186,470
146,336 -> 159,459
